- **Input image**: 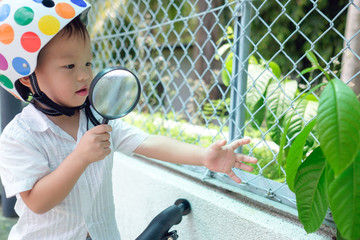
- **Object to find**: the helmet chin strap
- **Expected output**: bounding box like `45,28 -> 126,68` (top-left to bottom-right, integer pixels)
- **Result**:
28,72 -> 86,116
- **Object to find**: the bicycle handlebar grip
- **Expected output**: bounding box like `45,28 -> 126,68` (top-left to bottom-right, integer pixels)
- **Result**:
135,199 -> 191,240
174,199 -> 191,216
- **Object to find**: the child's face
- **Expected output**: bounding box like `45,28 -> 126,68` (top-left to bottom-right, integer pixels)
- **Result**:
34,31 -> 93,108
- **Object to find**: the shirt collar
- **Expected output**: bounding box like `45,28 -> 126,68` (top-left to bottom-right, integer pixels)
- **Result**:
22,104 -> 50,132
22,104 -> 87,138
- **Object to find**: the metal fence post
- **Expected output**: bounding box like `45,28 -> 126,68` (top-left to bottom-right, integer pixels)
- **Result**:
0,88 -> 22,217
229,0 -> 252,152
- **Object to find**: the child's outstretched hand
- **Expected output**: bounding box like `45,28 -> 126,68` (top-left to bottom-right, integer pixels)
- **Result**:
203,138 -> 257,183
75,124 -> 112,165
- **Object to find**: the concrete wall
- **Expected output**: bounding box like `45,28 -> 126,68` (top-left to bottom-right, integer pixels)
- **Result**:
112,152 -> 335,240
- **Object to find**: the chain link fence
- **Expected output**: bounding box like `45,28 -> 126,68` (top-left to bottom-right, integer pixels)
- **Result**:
87,0 -> 359,210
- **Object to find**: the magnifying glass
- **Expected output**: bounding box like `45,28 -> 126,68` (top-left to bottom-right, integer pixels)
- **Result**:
87,67 -> 141,125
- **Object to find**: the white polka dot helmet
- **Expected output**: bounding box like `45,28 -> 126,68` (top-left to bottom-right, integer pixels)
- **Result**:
0,0 -> 91,101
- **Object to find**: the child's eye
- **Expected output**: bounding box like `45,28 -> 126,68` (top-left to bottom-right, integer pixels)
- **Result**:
65,64 -> 75,69
86,62 -> 93,67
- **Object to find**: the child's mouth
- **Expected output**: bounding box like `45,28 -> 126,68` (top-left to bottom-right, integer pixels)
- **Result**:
76,88 -> 88,96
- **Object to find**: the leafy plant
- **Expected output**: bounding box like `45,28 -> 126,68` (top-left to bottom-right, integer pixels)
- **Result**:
216,30 -> 319,154
214,30 -> 323,181
286,51 -> 360,239
202,98 -> 231,122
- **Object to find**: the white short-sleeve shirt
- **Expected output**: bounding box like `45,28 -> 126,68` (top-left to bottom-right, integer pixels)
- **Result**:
0,104 -> 148,240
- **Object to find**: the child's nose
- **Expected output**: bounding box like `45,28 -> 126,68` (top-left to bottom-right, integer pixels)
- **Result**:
78,68 -> 91,82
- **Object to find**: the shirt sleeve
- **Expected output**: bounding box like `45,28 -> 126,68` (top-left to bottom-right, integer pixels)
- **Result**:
110,119 -> 149,155
0,132 -> 51,198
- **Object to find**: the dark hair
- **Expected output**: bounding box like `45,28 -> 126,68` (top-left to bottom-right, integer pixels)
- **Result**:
57,16 -> 90,40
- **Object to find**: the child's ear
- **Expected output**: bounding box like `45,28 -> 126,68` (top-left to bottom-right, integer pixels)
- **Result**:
19,76 -> 32,89
15,76 -> 34,99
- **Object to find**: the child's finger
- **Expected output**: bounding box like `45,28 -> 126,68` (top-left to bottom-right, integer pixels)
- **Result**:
229,138 -> 251,150
236,154 -> 257,164
91,124 -> 112,134
100,132 -> 111,141
234,161 -> 254,172
102,140 -> 111,149
211,139 -> 227,149
227,170 -> 242,183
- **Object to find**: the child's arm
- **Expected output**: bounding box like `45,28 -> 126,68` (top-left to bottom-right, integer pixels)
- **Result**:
20,124 -> 112,214
134,135 -> 257,183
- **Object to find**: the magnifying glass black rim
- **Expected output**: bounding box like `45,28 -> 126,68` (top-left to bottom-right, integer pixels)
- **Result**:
88,66 -> 141,120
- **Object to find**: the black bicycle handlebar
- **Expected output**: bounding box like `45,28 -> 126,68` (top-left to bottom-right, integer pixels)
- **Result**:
136,199 -> 191,240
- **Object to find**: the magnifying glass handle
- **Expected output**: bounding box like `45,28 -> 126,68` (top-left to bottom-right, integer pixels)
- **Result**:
102,118 -> 109,125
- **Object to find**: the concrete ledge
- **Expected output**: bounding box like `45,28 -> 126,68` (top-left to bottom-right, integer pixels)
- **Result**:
112,152 -> 335,240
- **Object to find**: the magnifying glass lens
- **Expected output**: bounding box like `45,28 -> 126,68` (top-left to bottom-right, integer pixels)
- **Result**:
89,67 -> 141,124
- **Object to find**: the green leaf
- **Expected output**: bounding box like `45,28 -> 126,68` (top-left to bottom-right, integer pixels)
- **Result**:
251,97 -> 266,127
305,50 -> 319,66
226,26 -> 234,36
216,43 -> 231,60
221,52 -> 233,86
328,151 -> 360,240
284,98 -> 318,145
317,78 -> 360,176
300,66 -> 319,75
246,63 -> 273,113
303,51 -> 332,80
286,118 -> 317,192
216,26 -> 234,44
269,61 -> 281,79
336,230 -> 348,240
249,55 -> 258,65
279,87 -> 321,181
294,147 -> 328,233
266,79 -> 298,144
